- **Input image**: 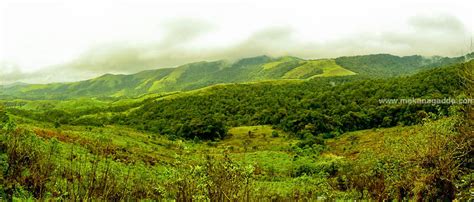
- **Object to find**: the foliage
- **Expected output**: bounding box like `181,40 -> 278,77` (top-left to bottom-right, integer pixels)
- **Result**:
336,116 -> 467,200
118,61 -> 467,139
0,56 -> 347,99
335,53 -> 467,78
0,56 -> 471,200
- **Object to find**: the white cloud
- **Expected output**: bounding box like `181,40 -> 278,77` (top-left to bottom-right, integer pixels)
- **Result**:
0,0 -> 473,84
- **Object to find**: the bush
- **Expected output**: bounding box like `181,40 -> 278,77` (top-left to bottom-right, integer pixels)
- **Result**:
297,135 -> 325,148
271,131 -> 279,138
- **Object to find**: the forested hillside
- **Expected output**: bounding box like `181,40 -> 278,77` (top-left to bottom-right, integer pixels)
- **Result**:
1,56 -> 349,99
119,60 -> 470,140
4,60 -> 471,139
2,53 -> 470,99
335,53 -> 471,77
2,0 -> 473,199
0,57 -> 472,201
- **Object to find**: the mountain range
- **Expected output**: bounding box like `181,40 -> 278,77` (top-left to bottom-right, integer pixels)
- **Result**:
0,53 -> 471,99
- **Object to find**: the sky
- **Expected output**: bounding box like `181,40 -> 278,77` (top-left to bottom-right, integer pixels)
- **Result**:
0,0 -> 473,84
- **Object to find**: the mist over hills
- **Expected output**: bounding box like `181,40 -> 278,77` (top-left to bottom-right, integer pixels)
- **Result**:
0,53 -> 471,99
1,0 -> 474,200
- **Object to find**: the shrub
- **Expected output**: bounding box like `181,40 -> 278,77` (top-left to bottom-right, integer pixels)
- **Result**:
271,131 -> 279,138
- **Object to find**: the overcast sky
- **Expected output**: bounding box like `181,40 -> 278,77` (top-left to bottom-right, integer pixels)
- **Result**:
0,0 -> 473,84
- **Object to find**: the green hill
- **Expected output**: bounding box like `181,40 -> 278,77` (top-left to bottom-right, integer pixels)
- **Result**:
6,60 -> 470,140
335,53 -> 470,77
1,53 -> 470,100
1,58 -> 471,200
283,59 -> 356,79
1,56 -> 342,99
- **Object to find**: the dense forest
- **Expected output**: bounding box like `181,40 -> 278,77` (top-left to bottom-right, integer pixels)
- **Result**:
123,62 -> 465,140
0,55 -> 472,200
6,61 -> 467,140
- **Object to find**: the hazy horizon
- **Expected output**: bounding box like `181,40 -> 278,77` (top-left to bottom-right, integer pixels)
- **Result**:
1,52 -> 473,85
1,0 -> 473,84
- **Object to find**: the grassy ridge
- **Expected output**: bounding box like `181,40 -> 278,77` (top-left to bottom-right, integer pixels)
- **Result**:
0,56 -> 313,99
3,53 -> 468,99
0,56 -> 471,200
3,60 -> 470,140
283,59 -> 356,79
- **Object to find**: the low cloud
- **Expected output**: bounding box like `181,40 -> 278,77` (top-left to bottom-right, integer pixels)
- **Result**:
409,14 -> 466,34
0,62 -> 97,85
158,18 -> 214,48
0,62 -> 24,84
3,14 -> 471,84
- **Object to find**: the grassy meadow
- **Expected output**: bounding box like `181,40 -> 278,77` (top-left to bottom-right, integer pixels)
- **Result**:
0,54 -> 472,200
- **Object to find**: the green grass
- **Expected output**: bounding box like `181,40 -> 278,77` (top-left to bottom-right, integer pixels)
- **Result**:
262,56 -> 301,70
148,66 -> 188,92
0,56 -> 355,99
5,106 -> 466,200
12,115 -> 431,168
283,59 -> 356,79
1,58 -> 470,200
221,125 -> 295,151
325,125 -> 421,159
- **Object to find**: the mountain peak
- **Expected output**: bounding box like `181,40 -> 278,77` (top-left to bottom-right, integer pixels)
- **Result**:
232,55 -> 273,67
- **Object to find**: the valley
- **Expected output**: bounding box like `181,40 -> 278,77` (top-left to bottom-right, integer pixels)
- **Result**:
0,54 -> 472,200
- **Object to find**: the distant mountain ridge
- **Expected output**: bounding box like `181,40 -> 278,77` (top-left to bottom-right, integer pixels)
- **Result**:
335,53 -> 470,77
0,53 -> 470,99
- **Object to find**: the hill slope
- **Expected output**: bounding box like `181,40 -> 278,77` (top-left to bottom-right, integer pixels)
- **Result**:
6,60 -> 470,140
335,53 -> 470,77
1,56 -> 354,99
1,53 -> 470,99
1,57 -> 471,200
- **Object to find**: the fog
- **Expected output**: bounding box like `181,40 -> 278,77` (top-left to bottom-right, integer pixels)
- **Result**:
1,0 -> 472,84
